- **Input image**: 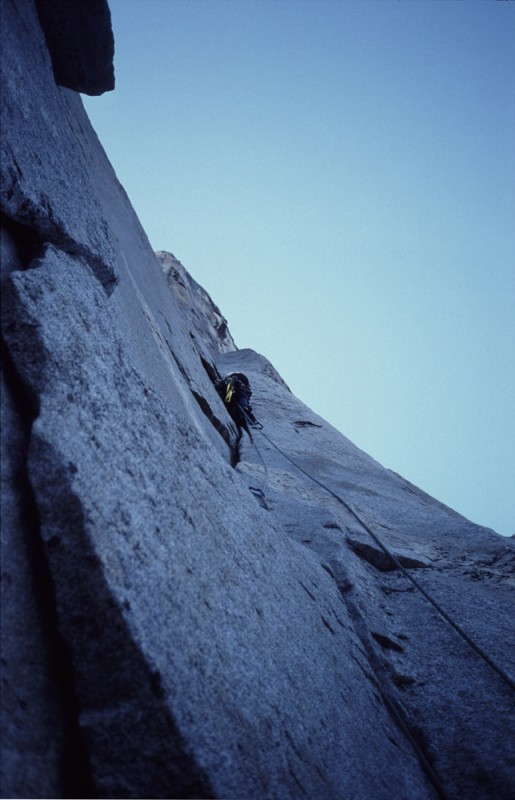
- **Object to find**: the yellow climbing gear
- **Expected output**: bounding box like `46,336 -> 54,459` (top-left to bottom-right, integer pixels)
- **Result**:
225,380 -> 234,404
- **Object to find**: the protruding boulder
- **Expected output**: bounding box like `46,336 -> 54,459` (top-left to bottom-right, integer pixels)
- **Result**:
35,0 -> 115,95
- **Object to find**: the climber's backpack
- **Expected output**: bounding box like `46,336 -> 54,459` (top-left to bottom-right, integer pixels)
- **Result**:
216,373 -> 251,405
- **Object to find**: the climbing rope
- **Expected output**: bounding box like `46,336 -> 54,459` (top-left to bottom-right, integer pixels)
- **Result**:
243,412 -> 515,694
244,419 -> 449,798
232,404 -> 513,798
248,432 -> 269,505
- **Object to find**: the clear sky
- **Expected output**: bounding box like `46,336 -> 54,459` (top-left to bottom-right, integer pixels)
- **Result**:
84,0 -> 515,536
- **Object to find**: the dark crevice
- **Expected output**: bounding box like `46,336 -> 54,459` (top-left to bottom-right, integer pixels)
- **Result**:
1,338 -> 40,419
371,632 -> 405,653
199,355 -> 221,384
190,389 -> 237,456
321,616 -> 336,635
346,537 -> 429,572
0,344 -> 95,798
0,202 -> 117,293
167,346 -> 190,384
148,339 -> 239,464
231,432 -> 242,468
298,581 -> 317,602
1,213 -> 46,270
192,357 -> 241,463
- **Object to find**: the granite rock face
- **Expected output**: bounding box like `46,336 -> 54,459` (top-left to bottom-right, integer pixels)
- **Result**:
1,2 -> 514,799
156,251 -> 236,358
217,349 -> 515,800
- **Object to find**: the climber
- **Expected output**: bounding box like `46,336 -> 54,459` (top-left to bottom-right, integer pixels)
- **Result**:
216,372 -> 261,436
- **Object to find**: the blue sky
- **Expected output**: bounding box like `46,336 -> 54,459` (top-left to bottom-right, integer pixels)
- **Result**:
84,0 -> 515,536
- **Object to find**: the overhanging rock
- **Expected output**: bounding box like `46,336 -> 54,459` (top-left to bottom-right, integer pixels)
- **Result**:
35,0 -> 115,95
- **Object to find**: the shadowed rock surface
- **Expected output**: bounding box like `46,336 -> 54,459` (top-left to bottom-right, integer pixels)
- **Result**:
1,1 -> 514,798
35,0 -> 115,95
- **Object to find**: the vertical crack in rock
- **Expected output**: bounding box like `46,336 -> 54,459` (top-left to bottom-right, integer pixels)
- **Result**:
190,389 -> 235,450
199,355 -> 221,386
164,343 -> 238,457
1,259 -> 214,798
1,342 -> 95,798
1,244 -> 215,798
28,438 -> 215,800
337,585 -> 447,800
197,355 -> 242,465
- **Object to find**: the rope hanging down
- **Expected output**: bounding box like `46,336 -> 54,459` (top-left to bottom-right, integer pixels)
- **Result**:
243,411 -> 515,694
